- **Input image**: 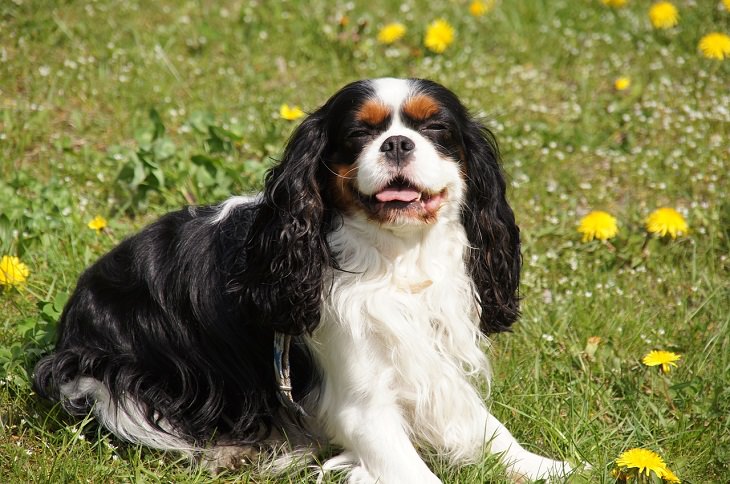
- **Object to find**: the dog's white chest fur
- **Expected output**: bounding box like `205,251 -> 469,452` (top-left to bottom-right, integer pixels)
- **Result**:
308,216 -> 493,467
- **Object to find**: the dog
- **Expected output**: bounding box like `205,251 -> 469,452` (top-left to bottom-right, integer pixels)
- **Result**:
34,78 -> 574,482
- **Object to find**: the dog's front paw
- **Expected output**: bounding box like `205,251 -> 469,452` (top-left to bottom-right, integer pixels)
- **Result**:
346,464 -> 376,484
347,465 -> 441,484
317,453 -> 381,484
505,451 -> 573,482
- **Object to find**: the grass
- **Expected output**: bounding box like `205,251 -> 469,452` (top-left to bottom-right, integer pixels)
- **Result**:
1,0 -> 729,481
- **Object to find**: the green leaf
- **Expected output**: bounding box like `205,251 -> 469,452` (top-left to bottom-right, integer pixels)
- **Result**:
152,137 -> 176,161
9,342 -> 23,359
54,291 -> 69,313
41,302 -> 59,320
187,111 -> 214,134
209,125 -> 242,142
205,125 -> 242,154
149,108 -> 165,141
16,317 -> 36,337
0,213 -> 11,249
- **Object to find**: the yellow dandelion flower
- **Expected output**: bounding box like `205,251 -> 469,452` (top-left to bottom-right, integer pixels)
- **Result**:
88,215 -> 108,232
577,211 -> 619,242
723,0 -> 730,13
643,350 -> 681,374
614,76 -> 631,91
602,0 -> 628,8
661,467 -> 681,483
699,32 -> 730,60
469,0 -> 495,17
645,207 -> 688,239
649,2 -> 679,29
0,255 -> 30,287
377,22 -> 407,45
615,448 -> 668,478
279,104 -> 305,121
424,19 -> 455,54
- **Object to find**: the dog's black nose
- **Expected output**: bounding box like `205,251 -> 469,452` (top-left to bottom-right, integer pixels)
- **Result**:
380,135 -> 415,165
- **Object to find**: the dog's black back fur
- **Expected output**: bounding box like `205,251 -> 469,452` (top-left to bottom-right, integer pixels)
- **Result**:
33,203 -> 317,444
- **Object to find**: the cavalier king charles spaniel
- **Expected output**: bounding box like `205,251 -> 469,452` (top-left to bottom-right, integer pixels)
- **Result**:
34,78 -> 575,482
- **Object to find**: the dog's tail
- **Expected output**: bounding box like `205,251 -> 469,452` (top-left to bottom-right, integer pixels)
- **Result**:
33,350 -> 71,405
34,351 -> 197,452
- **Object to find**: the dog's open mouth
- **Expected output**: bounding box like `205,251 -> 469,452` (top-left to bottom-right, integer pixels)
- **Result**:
356,178 -> 447,220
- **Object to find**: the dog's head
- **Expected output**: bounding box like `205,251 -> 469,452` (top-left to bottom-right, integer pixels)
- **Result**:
242,78 -> 520,335
320,78 -> 467,227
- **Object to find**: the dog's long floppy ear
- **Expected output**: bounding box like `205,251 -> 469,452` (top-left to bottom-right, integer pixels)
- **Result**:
461,121 -> 521,334
238,111 -> 332,335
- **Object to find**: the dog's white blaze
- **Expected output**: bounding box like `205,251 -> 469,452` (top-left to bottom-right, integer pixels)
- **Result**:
371,77 -> 411,120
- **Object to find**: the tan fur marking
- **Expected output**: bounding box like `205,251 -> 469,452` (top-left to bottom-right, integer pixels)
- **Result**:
357,100 -> 391,126
403,95 -> 440,121
328,163 -> 359,214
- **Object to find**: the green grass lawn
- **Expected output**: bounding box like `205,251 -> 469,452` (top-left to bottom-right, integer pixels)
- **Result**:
2,0 -> 729,481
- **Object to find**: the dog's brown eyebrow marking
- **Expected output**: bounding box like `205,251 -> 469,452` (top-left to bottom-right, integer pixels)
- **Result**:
402,94 -> 440,121
357,99 -> 391,126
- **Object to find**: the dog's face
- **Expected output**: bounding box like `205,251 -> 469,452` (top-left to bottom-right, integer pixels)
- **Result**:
322,78 -> 467,226
252,77 -> 520,335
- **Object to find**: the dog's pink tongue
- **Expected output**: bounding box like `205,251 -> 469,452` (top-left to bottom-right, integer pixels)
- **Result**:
375,188 -> 421,203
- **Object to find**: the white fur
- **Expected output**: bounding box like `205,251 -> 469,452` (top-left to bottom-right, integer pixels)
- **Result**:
371,78 -> 411,120
59,377 -> 195,453
307,210 -> 572,482
211,194 -> 260,223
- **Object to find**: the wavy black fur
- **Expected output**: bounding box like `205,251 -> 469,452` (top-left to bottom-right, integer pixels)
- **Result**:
461,122 -> 521,334
32,204 -> 319,443
235,115 -> 332,336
